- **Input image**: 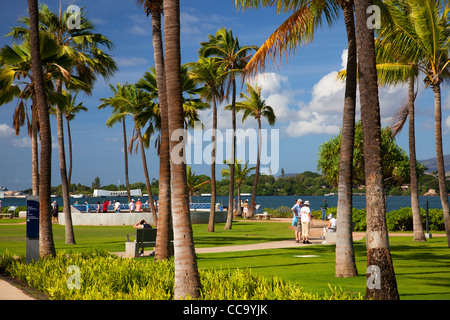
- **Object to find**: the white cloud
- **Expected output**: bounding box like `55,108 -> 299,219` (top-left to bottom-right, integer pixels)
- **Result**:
0,124 -> 14,140
445,116 -> 450,133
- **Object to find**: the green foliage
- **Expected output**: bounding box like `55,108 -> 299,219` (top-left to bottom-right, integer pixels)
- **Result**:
0,250 -> 361,300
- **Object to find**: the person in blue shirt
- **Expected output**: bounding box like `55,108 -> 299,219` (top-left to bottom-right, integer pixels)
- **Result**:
291,199 -> 303,243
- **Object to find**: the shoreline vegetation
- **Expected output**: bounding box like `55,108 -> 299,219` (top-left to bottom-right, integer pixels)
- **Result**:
5,170 -> 449,199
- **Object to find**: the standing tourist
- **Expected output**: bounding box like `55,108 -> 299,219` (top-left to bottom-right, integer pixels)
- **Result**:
300,200 -> 312,244
320,199 -> 328,220
291,199 -> 303,243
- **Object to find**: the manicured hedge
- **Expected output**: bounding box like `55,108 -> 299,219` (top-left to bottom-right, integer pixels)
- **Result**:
0,250 -> 361,300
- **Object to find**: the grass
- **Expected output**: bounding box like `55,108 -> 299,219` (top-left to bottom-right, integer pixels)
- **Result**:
1,219 -> 449,299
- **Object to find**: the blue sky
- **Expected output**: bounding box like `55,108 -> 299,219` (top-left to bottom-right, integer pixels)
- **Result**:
0,0 -> 449,191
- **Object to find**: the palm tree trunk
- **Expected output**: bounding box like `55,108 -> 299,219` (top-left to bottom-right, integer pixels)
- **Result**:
151,4 -> 173,260
66,117 -> 73,187
335,0 -> 358,278
432,84 -> 450,247
138,129 -> 157,225
208,96 -> 217,232
55,80 -> 75,245
236,183 -> 242,216
409,77 -> 426,242
27,0 -> 56,258
354,0 -> 399,300
122,119 -> 131,204
164,0 -> 201,299
247,117 -> 261,219
225,76 -> 237,229
31,96 -> 39,196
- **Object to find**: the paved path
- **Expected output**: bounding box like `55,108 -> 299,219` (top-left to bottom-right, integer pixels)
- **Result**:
0,276 -> 36,300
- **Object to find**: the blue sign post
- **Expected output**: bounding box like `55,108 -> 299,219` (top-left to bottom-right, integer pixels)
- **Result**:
26,196 -> 40,263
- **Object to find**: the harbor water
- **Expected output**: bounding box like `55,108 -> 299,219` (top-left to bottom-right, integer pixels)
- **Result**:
1,195 -> 448,213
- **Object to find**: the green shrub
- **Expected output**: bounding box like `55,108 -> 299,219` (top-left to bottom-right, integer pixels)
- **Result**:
263,206 -> 292,218
0,250 -> 361,300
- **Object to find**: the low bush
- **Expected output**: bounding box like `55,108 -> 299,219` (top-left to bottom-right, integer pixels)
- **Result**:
0,250 -> 361,300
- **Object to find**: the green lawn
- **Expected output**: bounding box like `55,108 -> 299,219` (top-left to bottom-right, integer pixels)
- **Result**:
1,219 -> 449,299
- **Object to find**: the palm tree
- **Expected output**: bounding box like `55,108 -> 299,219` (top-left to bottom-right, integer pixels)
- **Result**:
235,0 -> 358,277
229,83 -> 276,219
375,0 -> 450,246
0,32 -> 71,196
99,84 -> 158,224
10,4 -> 117,245
199,27 -> 257,230
354,0 -> 399,300
186,165 -> 210,203
136,0 -> 172,261
26,0 -> 55,258
221,159 -> 255,217
164,0 -> 201,299
187,57 -> 226,232
98,83 -> 132,204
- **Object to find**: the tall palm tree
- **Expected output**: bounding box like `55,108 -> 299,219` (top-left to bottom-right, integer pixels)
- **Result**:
136,0 -> 172,261
26,0 -> 55,258
354,0 -> 399,300
235,0 -> 358,277
221,159 -> 255,217
99,84 -> 158,223
199,27 -> 257,230
0,32 -> 71,196
375,0 -> 450,246
98,83 -> 132,204
229,83 -> 276,219
10,4 -> 117,244
164,0 -> 201,299
187,57 -> 226,232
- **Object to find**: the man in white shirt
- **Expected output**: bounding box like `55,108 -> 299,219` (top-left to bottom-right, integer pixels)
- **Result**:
114,200 -> 121,213
300,200 -> 312,244
129,199 -> 136,213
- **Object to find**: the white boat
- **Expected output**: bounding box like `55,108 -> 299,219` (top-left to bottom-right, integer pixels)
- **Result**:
71,194 -> 84,198
200,193 -> 211,196
240,193 -> 251,196
93,189 -> 142,197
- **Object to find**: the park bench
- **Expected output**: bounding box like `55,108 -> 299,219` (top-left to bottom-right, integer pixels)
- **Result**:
0,206 -> 17,219
256,212 -> 271,220
125,228 -> 173,257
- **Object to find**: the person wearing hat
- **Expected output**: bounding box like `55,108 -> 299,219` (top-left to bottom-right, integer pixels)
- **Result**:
322,213 -> 337,244
326,213 -> 337,232
291,199 -> 303,242
300,200 -> 312,244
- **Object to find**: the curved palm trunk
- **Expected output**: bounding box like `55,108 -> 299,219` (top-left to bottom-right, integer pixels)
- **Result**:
432,84 -> 450,247
247,117 -> 261,219
354,0 -> 399,300
66,117 -> 73,187
225,77 -> 237,229
165,0 -> 200,299
409,77 -> 426,242
122,119 -> 131,204
208,95 -> 217,232
236,183 -> 242,217
138,128 -> 157,225
151,5 -> 173,260
56,80 -> 75,245
31,96 -> 39,196
28,0 -> 56,258
336,0 -> 358,278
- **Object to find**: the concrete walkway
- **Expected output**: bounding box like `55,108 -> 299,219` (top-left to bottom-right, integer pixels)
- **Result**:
0,276 -> 36,300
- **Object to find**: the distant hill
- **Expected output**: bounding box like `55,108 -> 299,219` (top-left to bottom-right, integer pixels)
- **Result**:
419,154 -> 450,175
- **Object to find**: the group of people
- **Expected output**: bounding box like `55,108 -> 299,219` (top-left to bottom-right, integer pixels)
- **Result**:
76,198 -> 153,213
291,198 -> 337,244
